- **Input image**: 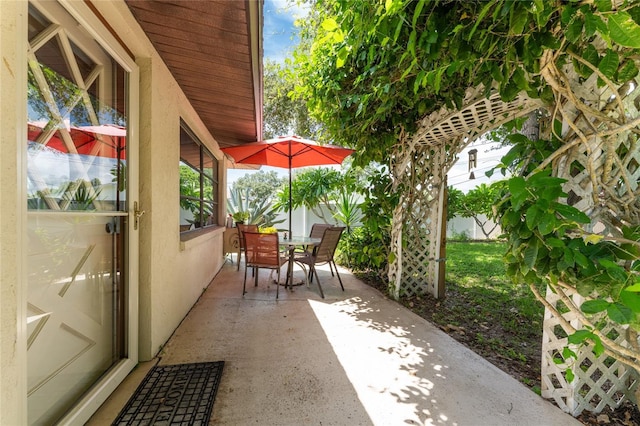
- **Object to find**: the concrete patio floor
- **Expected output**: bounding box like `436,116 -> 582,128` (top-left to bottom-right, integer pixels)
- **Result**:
88,259 -> 581,425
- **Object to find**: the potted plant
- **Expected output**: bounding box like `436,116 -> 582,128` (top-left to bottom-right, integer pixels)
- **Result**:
232,211 -> 250,226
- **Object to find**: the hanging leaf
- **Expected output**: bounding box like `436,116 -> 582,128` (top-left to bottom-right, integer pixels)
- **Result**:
620,291 -> 640,313
523,238 -> 539,272
618,60 -> 639,82
598,49 -> 619,79
594,0 -> 612,13
509,3 -> 528,35
568,329 -> 593,344
526,205 -> 542,230
607,303 -> 633,324
565,16 -> 584,43
565,368 -> 575,383
593,335 -> 605,357
412,0 -> 426,28
608,12 -> 640,49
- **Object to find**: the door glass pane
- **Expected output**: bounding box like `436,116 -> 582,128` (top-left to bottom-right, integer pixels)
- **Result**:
26,2 -> 129,424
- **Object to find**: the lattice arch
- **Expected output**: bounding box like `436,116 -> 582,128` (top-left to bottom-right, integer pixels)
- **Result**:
387,41 -> 640,416
388,87 -> 541,299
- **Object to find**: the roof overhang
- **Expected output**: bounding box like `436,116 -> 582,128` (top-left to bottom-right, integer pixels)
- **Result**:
125,0 -> 263,148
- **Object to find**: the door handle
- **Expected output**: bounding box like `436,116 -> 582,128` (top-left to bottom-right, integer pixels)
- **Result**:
134,201 -> 145,230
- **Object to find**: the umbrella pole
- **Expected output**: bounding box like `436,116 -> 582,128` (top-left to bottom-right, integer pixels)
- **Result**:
288,143 -> 292,236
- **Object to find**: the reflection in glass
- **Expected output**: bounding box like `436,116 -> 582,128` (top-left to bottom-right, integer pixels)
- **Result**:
179,124 -> 219,230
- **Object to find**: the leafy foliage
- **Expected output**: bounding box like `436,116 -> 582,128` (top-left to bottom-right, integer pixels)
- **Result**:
294,0 -> 640,166
263,59 -> 327,141
295,0 -> 640,379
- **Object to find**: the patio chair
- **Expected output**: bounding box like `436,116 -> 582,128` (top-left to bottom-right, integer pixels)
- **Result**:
294,226 -> 345,299
295,223 -> 333,256
236,223 -> 258,270
242,231 -> 288,299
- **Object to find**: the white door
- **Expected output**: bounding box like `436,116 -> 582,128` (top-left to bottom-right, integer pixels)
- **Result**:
25,1 -> 138,424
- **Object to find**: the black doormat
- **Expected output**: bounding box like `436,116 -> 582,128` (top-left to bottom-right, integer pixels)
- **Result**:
112,361 -> 224,425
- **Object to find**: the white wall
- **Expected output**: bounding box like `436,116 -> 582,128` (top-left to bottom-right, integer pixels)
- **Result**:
446,214 -> 501,240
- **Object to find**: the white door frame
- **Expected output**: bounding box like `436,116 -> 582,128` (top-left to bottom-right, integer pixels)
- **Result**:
24,1 -> 140,424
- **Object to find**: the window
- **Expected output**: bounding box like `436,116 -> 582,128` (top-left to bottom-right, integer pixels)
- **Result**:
179,122 -> 218,231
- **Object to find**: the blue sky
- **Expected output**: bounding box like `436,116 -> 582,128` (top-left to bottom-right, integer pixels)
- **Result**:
263,0 -> 308,63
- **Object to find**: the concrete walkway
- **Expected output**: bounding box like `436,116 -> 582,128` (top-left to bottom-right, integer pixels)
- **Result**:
89,260 -> 581,425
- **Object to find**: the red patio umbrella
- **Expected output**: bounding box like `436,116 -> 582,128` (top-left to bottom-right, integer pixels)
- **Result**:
221,135 -> 354,234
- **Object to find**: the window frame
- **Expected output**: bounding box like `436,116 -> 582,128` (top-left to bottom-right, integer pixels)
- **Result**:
179,121 -> 218,232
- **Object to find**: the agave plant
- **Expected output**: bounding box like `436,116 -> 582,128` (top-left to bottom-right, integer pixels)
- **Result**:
227,187 -> 285,228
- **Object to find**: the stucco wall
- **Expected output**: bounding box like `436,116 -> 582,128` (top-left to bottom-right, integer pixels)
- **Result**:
0,1 -> 27,424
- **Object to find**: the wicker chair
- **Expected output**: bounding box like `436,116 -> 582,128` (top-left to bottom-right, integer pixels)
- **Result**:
294,226 -> 345,298
242,231 -> 288,299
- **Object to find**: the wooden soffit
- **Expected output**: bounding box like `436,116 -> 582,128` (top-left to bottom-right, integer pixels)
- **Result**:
125,0 -> 263,148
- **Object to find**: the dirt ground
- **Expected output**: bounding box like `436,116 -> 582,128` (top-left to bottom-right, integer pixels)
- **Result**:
359,275 -> 640,426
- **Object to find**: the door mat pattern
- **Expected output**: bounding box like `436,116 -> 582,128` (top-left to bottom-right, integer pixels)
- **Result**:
112,361 -> 224,425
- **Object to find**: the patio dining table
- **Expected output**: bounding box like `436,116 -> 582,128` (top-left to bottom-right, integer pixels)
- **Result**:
280,236 -> 321,288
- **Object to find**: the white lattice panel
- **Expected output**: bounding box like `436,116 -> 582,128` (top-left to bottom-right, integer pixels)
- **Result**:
542,287 -> 639,416
388,87 -> 540,299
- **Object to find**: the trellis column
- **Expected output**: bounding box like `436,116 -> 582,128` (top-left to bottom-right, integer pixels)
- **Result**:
539,50 -> 640,415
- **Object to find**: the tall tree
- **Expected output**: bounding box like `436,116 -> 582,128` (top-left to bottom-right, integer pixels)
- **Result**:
263,59 -> 325,141
232,170 -> 286,202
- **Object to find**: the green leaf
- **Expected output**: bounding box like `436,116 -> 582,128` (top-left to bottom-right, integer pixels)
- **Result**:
562,347 -> 577,360
566,16 -> 584,43
598,49 -> 619,79
385,0 -> 394,13
625,282 -> 640,292
608,12 -> 640,49
574,251 -> 590,268
547,238 -> 565,248
468,2 -> 494,41
412,0 -> 426,28
607,303 -> 633,324
621,291 -> 640,313
510,3 -> 528,35
523,239 -> 539,272
583,44 -> 600,68
584,11 -> 603,37
565,368 -> 575,383
336,46 -> 348,68
568,329 -> 592,344
593,335 -> 605,357
618,60 -> 639,82
525,205 -> 542,230
321,18 -> 339,31
537,213 -> 556,235
509,177 -> 527,209
599,259 -> 629,283
553,203 -> 590,224
581,299 -> 610,314
594,0 -> 612,13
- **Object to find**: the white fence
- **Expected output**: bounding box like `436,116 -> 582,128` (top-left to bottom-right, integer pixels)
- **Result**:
446,214 -> 501,240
